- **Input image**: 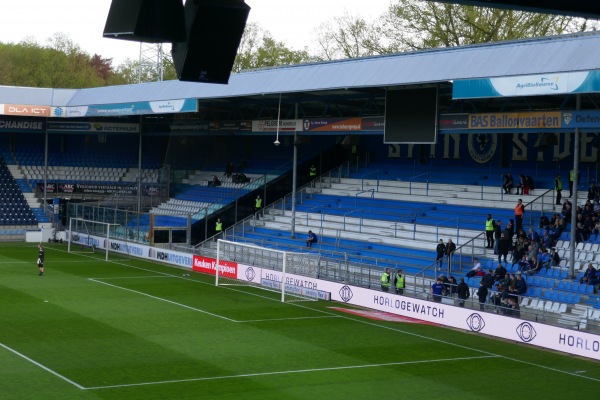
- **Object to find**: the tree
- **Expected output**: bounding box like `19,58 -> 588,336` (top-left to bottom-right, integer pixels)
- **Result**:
233,22 -> 316,72
315,1 -> 598,60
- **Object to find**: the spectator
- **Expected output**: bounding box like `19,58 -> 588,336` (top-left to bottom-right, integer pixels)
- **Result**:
569,169 -> 580,198
528,228 -> 540,244
540,230 -> 553,249
215,218 -> 223,235
309,164 -> 317,178
525,254 -> 543,276
588,183 -> 599,202
445,238 -> 456,270
538,249 -> 551,270
466,258 -> 482,278
498,224 -> 511,264
305,230 -> 318,248
254,195 -> 263,219
447,276 -> 458,297
435,239 -> 446,270
456,278 -> 470,307
208,175 -> 221,187
381,268 -> 391,292
549,248 -> 560,268
439,274 -> 450,296
225,161 -> 234,178
394,269 -> 405,295
476,281 -> 488,311
515,174 -> 527,195
506,297 -> 521,318
485,214 -> 496,249
481,269 -> 495,304
517,254 -> 531,274
431,278 -> 444,302
555,173 -> 562,205
512,236 -> 526,265
514,198 -> 525,233
503,173 -> 514,194
493,220 -> 502,255
493,262 -> 507,282
580,263 -> 597,285
593,218 -> 600,241
512,273 -> 527,296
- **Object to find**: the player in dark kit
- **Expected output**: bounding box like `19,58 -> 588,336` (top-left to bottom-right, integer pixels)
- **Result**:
37,243 -> 44,276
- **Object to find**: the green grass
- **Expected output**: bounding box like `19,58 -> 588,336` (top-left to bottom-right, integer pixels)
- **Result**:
0,242 -> 599,400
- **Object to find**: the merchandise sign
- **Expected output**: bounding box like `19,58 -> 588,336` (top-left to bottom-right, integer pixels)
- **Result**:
0,118 -> 44,132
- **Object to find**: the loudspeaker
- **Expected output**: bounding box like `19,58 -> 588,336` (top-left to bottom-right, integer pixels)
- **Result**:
103,0 -> 186,43
172,0 -> 251,84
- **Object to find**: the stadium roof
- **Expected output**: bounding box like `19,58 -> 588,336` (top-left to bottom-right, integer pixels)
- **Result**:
2,31 -> 600,107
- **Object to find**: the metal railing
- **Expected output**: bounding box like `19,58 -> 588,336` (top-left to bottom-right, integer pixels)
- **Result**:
408,172 -> 430,195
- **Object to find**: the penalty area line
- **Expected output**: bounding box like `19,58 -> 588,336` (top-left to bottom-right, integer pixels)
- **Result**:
84,355 -> 498,390
0,341 -> 85,390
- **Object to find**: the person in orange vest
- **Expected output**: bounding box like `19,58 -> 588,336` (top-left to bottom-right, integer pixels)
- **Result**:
514,198 -> 525,233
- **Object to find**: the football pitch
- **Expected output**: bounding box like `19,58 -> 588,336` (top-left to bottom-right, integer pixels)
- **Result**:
1,243 -> 599,400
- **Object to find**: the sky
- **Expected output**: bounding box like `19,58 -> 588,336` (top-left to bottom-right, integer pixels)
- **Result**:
0,0 -> 390,66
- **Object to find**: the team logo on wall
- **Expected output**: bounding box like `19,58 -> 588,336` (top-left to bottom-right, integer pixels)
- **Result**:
339,285 -> 353,302
515,322 -> 537,343
245,267 -> 256,281
468,133 -> 497,164
466,313 -> 486,332
562,112 -> 573,126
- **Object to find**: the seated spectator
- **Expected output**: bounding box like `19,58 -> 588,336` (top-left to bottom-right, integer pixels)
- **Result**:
516,174 -> 526,195
207,175 -> 221,187
593,218 -> 600,241
540,230 -> 553,249
549,248 -> 560,268
538,249 -> 551,270
305,230 -> 318,248
466,258 -> 482,278
525,254 -> 543,276
493,262 -> 507,282
512,236 -> 526,265
503,173 -> 514,194
525,176 -> 535,192
580,263 -> 597,285
528,228 -> 540,244
517,255 -> 531,273
588,183 -> 599,202
506,297 -> 521,318
512,273 -> 527,296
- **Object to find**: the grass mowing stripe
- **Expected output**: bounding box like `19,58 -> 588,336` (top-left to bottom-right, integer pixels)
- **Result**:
84,355 -> 498,390
0,342 -> 85,390
236,315 -> 341,323
88,278 -> 238,322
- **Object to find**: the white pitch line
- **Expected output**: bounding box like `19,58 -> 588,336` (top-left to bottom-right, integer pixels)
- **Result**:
90,276 -> 174,280
0,342 -> 85,390
88,278 -> 237,322
236,315 -> 341,323
84,355 -> 498,390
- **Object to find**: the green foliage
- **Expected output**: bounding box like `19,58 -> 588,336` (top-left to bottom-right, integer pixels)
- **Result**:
315,0 -> 599,59
233,22 -> 316,72
0,34 -> 127,88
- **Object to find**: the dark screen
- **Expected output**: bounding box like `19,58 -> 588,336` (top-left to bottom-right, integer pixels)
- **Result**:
384,87 -> 438,144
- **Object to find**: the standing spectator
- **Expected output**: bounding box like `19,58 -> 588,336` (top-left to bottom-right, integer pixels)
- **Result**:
485,214 -> 496,249
481,269 -> 495,304
514,198 -> 525,233
431,278 -> 444,302
498,225 -> 511,264
445,238 -> 456,270
447,276 -> 458,297
555,173 -> 563,205
215,218 -> 223,236
456,278 -> 470,307
254,195 -> 263,219
394,269 -> 405,295
493,220 -> 502,255
588,183 -> 599,201
569,169 -> 580,198
503,173 -> 514,194
37,243 -> 45,276
381,268 -> 391,292
435,239 -> 446,270
225,161 -> 234,178
309,164 -> 317,178
476,281 -> 488,311
305,230 -> 318,248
